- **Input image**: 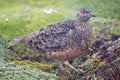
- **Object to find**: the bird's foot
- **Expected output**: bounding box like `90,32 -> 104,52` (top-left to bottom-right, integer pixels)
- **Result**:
63,61 -> 85,74
74,68 -> 85,74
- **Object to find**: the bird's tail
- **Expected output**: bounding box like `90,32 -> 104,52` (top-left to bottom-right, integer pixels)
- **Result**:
14,31 -> 39,45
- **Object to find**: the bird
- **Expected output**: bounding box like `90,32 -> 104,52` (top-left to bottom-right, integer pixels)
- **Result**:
14,8 -> 95,73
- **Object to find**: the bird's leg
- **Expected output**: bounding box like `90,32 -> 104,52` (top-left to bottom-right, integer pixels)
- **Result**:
58,61 -> 73,78
58,61 -> 72,78
63,61 -> 85,73
59,61 -> 64,71
56,61 -> 65,76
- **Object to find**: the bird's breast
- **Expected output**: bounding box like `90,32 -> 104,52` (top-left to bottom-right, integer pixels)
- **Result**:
45,47 -> 85,61
71,23 -> 92,49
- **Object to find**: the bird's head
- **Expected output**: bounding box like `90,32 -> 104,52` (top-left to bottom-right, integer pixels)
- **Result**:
76,8 -> 95,22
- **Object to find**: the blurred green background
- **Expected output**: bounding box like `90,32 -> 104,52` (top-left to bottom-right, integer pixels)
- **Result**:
0,0 -> 120,39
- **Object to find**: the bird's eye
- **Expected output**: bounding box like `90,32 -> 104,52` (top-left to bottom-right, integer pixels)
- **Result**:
81,10 -> 89,14
80,10 -> 84,13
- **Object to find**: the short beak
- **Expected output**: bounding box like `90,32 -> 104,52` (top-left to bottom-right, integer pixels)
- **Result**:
90,13 -> 95,17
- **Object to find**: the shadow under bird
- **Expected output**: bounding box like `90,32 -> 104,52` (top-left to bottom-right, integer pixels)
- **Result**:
14,8 -> 95,73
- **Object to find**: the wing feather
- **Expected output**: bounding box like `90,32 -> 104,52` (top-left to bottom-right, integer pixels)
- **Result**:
28,20 -> 75,53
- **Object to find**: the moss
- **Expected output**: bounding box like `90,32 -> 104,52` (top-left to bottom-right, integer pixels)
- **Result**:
12,60 -> 55,73
0,34 -> 16,62
92,18 -> 120,42
0,62 -> 57,80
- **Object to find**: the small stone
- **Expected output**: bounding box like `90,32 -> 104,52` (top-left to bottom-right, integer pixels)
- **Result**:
43,8 -> 57,14
5,18 -> 9,23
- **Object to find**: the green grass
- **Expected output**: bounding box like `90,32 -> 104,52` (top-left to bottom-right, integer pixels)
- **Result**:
0,0 -> 120,39
0,0 -> 67,39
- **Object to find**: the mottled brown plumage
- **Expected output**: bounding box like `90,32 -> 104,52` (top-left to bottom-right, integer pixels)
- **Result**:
14,8 -> 95,73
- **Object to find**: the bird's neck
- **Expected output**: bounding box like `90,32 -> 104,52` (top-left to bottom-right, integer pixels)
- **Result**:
75,19 -> 90,29
73,19 -> 92,49
74,18 -> 92,40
